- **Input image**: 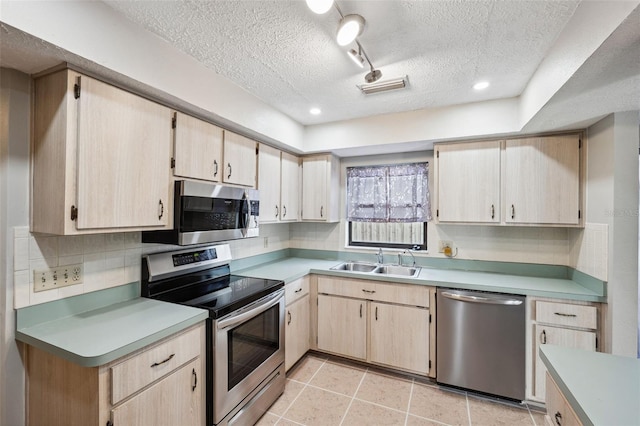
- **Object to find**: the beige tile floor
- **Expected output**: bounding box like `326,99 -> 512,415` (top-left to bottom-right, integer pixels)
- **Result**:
257,353 -> 547,426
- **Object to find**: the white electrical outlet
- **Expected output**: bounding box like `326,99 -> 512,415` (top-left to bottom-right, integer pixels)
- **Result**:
438,240 -> 453,253
33,264 -> 83,292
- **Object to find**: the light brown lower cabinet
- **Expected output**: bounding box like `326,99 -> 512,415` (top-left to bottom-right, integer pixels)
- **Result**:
26,323 -> 205,426
545,372 -> 582,426
285,294 -> 310,371
315,276 -> 435,377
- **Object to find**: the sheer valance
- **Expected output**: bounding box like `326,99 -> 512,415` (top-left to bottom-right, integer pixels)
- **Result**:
346,162 -> 431,223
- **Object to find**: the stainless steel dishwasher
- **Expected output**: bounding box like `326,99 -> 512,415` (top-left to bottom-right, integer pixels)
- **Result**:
436,288 -> 526,401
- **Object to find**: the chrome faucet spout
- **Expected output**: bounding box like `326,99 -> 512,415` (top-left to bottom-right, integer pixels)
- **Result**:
376,248 -> 384,264
400,249 -> 416,267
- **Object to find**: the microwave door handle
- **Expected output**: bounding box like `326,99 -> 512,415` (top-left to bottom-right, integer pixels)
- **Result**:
217,290 -> 283,330
240,196 -> 250,233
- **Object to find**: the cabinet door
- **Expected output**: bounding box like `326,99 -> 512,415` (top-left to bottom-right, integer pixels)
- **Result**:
76,75 -> 172,230
285,294 -> 310,371
223,131 -> 257,187
111,358 -> 203,426
258,144 -> 282,222
534,325 -> 595,400
436,141 -> 501,223
317,295 -> 366,360
301,155 -> 328,221
173,112 -> 223,182
505,135 -> 580,225
281,152 -> 300,222
370,302 -> 430,374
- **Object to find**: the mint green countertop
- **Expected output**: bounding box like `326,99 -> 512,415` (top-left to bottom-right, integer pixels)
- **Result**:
16,284 -> 208,367
235,257 -> 604,302
540,345 -> 640,426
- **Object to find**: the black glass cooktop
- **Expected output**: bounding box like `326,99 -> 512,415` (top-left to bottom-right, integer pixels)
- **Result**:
144,265 -> 283,319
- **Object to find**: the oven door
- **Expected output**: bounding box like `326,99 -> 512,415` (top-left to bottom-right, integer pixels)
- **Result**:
213,289 -> 284,424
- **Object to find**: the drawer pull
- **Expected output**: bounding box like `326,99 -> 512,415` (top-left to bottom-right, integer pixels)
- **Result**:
554,312 -> 577,318
192,368 -> 197,392
362,289 -> 376,294
540,330 -> 547,344
150,353 -> 175,368
295,288 -> 303,293
287,310 -> 292,325
554,411 -> 562,425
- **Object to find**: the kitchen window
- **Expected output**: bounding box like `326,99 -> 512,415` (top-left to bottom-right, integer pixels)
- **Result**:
346,162 -> 431,250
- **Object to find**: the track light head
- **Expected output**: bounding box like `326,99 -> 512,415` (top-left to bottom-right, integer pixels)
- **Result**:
305,0 -> 334,14
336,14 -> 365,46
347,48 -> 365,68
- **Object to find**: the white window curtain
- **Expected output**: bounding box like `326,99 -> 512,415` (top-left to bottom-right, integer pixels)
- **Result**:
346,163 -> 431,222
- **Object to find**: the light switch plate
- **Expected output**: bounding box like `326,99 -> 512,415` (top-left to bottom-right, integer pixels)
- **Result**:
33,264 -> 83,292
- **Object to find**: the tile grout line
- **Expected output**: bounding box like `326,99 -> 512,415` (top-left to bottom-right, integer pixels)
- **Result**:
338,366 -> 369,426
403,378 -> 415,426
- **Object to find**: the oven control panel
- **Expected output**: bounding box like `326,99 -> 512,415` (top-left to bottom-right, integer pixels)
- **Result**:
172,248 -> 218,267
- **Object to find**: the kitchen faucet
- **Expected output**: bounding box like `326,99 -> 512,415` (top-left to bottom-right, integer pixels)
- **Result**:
398,249 -> 416,267
376,248 -> 384,264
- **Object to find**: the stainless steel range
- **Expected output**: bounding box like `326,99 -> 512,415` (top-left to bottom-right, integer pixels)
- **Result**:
142,244 -> 285,426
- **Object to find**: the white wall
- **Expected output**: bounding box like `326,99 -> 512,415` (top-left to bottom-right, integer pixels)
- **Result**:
583,112 -> 639,356
1,68 -> 30,426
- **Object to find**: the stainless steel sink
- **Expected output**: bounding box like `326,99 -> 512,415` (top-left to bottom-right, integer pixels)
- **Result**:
330,261 -> 378,273
373,265 -> 421,277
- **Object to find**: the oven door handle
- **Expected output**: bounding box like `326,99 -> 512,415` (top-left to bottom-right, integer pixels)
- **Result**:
217,289 -> 284,330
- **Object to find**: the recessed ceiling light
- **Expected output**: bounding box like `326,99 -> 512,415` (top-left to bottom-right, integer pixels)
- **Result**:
310,107 -> 322,115
473,81 -> 490,90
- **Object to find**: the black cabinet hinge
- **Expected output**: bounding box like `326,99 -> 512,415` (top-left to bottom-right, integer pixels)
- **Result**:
436,209 -> 439,218
429,314 -> 432,324
429,360 -> 432,370
171,157 -> 176,168
106,420 -> 114,426
256,146 -> 259,155
436,150 -> 439,159
171,115 -> 177,129
579,138 -> 582,149
578,210 -> 581,219
73,83 -> 81,99
70,205 -> 78,221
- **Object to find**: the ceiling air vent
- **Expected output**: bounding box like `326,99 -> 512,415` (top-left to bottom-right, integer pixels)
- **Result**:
358,76 -> 408,95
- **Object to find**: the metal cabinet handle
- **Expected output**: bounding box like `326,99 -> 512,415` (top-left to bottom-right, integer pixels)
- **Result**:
151,353 -> 174,368
191,368 -> 197,392
158,199 -> 164,220
287,310 -> 292,325
275,205 -> 279,218
283,205 -> 287,218
227,163 -> 232,179
359,304 -> 362,318
491,204 -> 495,219
540,330 -> 547,344
511,204 -> 515,219
375,306 -> 378,321
295,288 -> 302,293
554,411 -> 562,426
214,159 -> 219,177
362,289 -> 376,294
554,312 -> 577,318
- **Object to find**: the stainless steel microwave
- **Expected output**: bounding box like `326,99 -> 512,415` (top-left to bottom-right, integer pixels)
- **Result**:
142,180 -> 259,245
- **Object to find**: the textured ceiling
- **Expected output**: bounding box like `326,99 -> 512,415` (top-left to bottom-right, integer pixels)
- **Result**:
102,0 -> 581,125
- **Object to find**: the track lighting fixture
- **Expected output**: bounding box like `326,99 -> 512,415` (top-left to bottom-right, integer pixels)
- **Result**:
336,14 -> 365,46
347,47 -> 365,68
305,0 -> 333,15
358,76 -> 408,94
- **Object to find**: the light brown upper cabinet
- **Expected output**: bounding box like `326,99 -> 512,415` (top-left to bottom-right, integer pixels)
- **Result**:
258,144 -> 300,223
222,131 -> 257,187
435,134 -> 582,227
504,135 -> 581,225
32,69 -> 173,234
173,112 -> 223,182
301,154 -> 340,222
436,141 -> 501,223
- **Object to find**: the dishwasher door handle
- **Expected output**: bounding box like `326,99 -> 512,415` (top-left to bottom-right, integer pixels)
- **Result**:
441,291 -> 523,306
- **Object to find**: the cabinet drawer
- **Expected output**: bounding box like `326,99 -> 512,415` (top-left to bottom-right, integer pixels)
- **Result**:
545,373 -> 583,426
111,325 -> 202,404
372,282 -> 430,308
536,301 -> 597,329
285,276 -> 310,305
318,276 -> 376,299
317,276 -> 430,308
